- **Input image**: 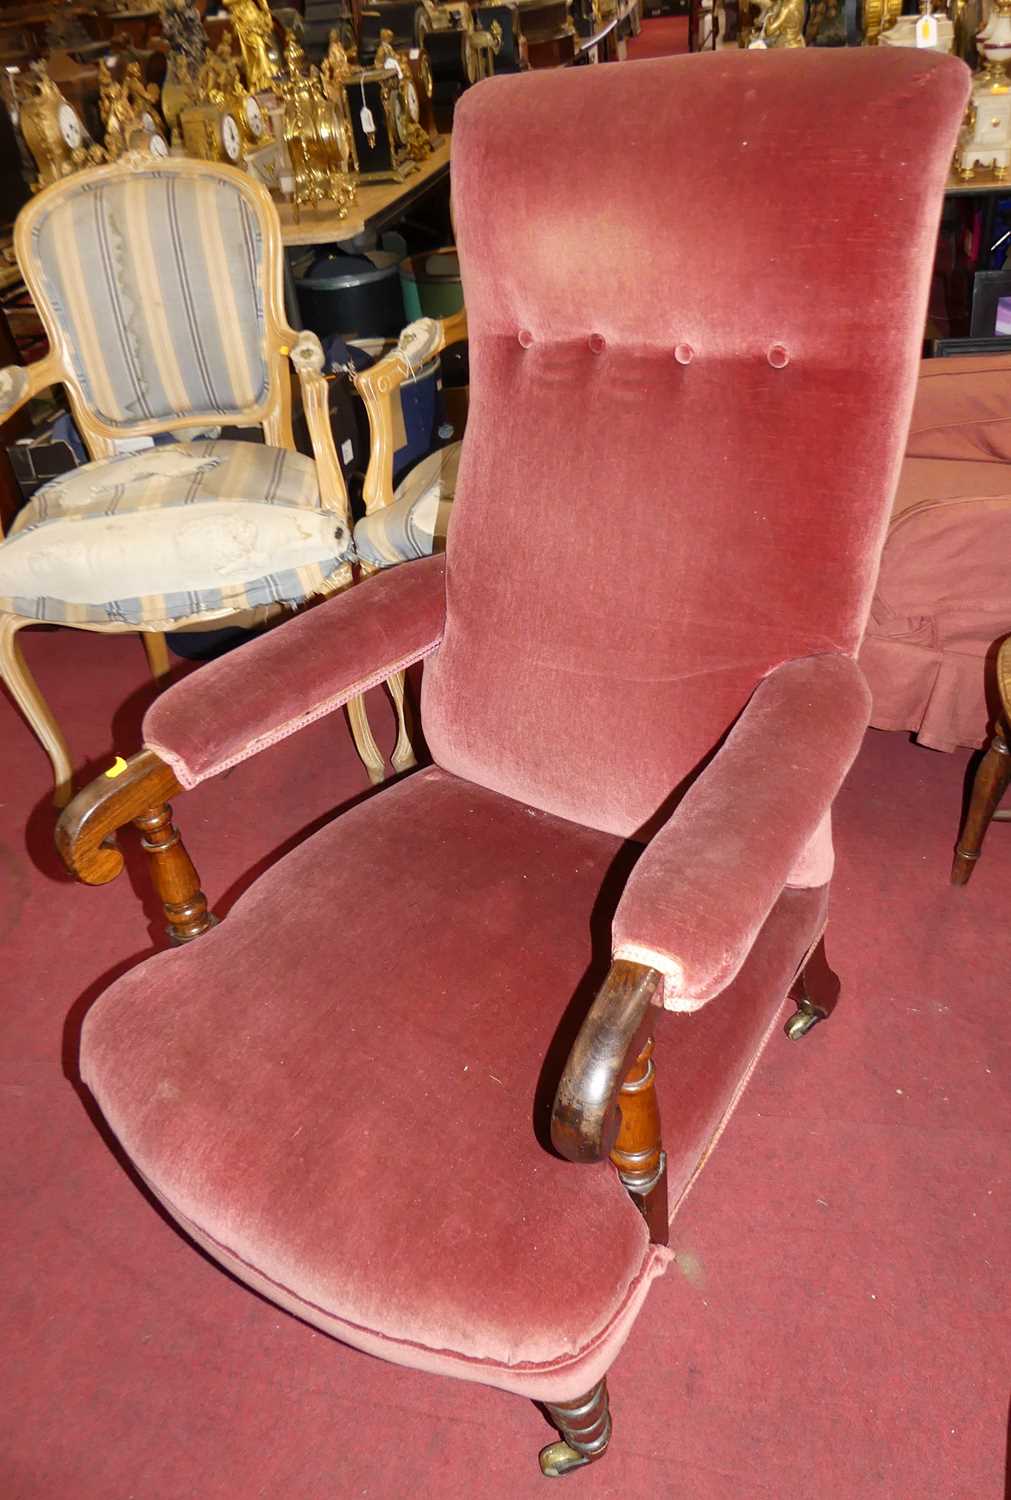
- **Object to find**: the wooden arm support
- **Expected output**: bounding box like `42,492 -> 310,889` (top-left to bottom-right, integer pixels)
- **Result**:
55,749 -> 216,945
551,959 -> 669,1244
356,309 -> 469,518
285,329 -> 353,531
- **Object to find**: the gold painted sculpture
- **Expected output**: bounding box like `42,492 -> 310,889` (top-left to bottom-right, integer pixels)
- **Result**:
762,0 -> 806,45
98,61 -> 167,160
197,34 -> 270,144
320,28 -> 353,97
225,0 -> 281,95
279,33 -> 355,215
373,29 -> 433,161
862,0 -> 902,43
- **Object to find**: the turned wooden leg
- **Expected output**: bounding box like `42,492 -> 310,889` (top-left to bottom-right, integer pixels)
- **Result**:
539,1378 -> 612,1477
610,1037 -> 668,1246
0,613 -> 74,808
952,723 -> 1010,886
132,801 -> 217,945
784,933 -> 841,1040
141,630 -> 171,683
386,669 -> 417,775
345,693 -> 386,786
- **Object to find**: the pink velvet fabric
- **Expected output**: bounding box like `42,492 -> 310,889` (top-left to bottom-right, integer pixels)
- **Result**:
421,50 -> 969,837
81,767 -> 826,1401
144,555 -> 447,786
860,362 -> 1011,751
612,654 -> 869,1008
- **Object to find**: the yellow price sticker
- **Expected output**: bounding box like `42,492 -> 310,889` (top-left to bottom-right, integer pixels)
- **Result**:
104,756 -> 128,778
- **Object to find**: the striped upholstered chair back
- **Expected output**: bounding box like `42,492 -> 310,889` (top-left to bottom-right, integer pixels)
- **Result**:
14,157 -> 295,457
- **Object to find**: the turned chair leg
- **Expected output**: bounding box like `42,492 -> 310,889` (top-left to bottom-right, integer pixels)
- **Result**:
539,1378 -> 612,1477
141,630 -> 171,683
0,613 -> 74,808
952,723 -> 1010,886
610,1036 -> 669,1245
784,933 -> 841,1040
132,800 -> 217,945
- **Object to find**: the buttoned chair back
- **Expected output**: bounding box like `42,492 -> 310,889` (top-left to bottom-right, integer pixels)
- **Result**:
14,157 -> 296,457
422,49 -> 968,838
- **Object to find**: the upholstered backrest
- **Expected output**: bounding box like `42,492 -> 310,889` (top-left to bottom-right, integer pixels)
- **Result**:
421,50 -> 969,838
17,161 -> 275,431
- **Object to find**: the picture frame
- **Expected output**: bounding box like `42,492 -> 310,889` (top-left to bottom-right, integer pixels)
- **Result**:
932,334 -> 1011,357
968,268 -> 1011,337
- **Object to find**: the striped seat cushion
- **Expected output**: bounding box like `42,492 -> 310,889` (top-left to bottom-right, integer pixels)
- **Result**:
0,441 -> 352,627
353,443 -> 460,569
29,170 -> 268,427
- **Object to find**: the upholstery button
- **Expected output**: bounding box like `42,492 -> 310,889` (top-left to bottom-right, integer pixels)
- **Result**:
674,343 -> 694,365
588,333 -> 606,353
767,344 -> 790,368
517,329 -> 534,348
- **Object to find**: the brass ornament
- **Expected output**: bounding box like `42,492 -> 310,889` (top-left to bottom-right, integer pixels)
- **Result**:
761,0 -> 806,46
279,33 -> 356,217
17,63 -> 105,192
224,0 -> 283,96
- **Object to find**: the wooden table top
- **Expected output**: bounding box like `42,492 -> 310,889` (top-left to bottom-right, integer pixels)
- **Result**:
277,138 -> 451,249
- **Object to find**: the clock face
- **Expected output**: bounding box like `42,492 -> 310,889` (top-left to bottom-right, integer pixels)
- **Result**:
58,102 -> 82,150
244,95 -> 264,138
149,133 -> 169,158
141,111 -> 156,133
222,113 -> 241,162
405,80 -> 420,123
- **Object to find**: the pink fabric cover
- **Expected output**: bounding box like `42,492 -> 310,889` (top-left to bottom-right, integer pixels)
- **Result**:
145,555 -> 447,786
420,50 -> 969,837
860,362 -> 1011,751
612,654 -> 869,1009
81,767 -> 826,1401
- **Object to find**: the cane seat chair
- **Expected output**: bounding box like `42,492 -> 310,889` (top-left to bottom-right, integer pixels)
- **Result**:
55,52 -> 968,1479
0,153 -> 399,805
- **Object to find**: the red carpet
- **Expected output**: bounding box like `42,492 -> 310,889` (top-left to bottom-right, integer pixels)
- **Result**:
2,623 -> 1009,1499
628,14 -> 690,59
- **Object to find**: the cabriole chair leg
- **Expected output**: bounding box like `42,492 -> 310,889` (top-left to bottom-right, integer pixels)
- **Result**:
951,723 -> 1010,886
784,933 -> 840,1040
386,669 -> 417,775
141,630 -> 172,682
345,693 -> 387,785
538,1378 -> 612,1477
0,613 -> 74,808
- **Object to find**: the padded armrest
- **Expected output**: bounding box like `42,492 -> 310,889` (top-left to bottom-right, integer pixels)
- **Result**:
144,554 -> 447,786
612,653 -> 871,1013
0,354 -> 61,423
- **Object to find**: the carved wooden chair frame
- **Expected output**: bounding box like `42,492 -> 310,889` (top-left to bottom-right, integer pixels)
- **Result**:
0,152 -> 397,803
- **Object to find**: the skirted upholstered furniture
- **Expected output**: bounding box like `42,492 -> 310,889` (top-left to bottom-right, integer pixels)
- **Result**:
952,635 -> 1011,883
54,51 -> 968,1478
0,154 -> 403,805
352,312 -> 467,570
860,353 -> 1011,753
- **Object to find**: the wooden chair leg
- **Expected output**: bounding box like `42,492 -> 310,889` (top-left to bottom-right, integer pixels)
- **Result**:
132,799 -> 217,945
539,1378 -> 612,1477
784,933 -> 841,1040
141,630 -> 172,682
0,613 -> 74,808
386,669 -> 417,774
345,693 -> 386,785
952,723 -> 1010,886
610,1037 -> 669,1245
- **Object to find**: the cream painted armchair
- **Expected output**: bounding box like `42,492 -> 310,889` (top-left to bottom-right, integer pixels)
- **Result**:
352,309 -> 467,572
0,153 -> 398,805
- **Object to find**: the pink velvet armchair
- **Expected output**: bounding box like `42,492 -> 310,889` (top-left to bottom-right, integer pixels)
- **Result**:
55,51 -> 968,1478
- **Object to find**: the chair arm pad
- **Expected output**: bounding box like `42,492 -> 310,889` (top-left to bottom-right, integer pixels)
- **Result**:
612,653 -> 871,1012
0,355 -> 61,423
144,554 -> 447,786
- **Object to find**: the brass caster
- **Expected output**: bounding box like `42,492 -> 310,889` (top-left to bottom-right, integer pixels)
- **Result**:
539,1441 -> 593,1477
785,999 -> 826,1040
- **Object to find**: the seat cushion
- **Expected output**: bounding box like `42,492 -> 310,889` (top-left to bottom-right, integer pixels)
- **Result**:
860,453 -> 1011,750
81,767 -> 824,1400
0,441 -> 351,628
906,355 -> 1011,462
353,443 -> 460,569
